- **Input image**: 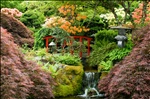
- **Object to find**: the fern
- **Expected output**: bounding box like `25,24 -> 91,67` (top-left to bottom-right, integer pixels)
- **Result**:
34,28 -> 53,50
98,60 -> 113,72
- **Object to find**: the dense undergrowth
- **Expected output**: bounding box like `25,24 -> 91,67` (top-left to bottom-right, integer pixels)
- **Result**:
87,29 -> 133,72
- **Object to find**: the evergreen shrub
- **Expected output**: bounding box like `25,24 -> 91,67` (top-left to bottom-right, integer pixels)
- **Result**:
34,28 -> 53,50
53,53 -> 81,66
95,29 -> 118,47
88,30 -> 133,69
82,16 -> 109,37
20,10 -> 45,32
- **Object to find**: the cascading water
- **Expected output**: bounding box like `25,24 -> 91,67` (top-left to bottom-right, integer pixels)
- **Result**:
78,72 -> 105,98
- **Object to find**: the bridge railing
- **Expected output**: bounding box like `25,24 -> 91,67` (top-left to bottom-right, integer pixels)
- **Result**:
43,36 -> 92,57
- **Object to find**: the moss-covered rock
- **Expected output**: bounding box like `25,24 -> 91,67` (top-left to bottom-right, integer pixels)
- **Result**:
53,64 -> 84,97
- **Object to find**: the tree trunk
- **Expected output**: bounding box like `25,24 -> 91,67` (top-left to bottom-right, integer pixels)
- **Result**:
86,1 -> 100,27
111,8 -> 119,25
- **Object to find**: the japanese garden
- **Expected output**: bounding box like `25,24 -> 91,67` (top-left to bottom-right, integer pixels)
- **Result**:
1,1 -> 150,99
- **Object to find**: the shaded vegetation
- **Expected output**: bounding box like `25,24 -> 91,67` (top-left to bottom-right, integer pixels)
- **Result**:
87,29 -> 133,69
20,10 -> 45,32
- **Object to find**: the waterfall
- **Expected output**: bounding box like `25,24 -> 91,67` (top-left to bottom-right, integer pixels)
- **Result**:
78,72 -> 105,98
84,72 -> 98,88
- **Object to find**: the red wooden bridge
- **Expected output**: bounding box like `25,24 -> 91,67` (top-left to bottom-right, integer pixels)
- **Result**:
43,36 -> 92,57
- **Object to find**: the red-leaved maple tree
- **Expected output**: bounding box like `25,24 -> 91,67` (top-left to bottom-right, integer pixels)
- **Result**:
98,24 -> 150,99
0,12 -> 34,47
1,27 -> 55,99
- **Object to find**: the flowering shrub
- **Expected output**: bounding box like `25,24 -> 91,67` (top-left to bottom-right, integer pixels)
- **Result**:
43,4 -> 89,35
1,8 -> 22,18
132,2 -> 150,25
100,8 -> 125,26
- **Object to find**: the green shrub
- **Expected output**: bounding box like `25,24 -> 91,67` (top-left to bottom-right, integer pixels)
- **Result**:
20,10 -> 45,29
98,60 -> 113,72
87,42 -> 116,67
34,28 -> 53,50
53,53 -> 81,66
34,27 -> 72,51
106,34 -> 134,63
95,29 -> 118,47
88,30 -> 133,68
82,16 -> 109,37
107,47 -> 131,62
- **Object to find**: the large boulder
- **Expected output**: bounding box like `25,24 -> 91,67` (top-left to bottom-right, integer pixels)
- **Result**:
0,13 -> 34,47
98,25 -> 150,99
53,64 -> 84,97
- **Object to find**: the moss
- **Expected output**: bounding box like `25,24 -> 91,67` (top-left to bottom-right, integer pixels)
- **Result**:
54,84 -> 74,97
100,71 -> 109,79
53,64 -> 84,97
65,64 -> 84,75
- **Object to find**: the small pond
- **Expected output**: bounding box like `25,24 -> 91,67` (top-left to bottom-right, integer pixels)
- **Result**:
56,96 -> 105,99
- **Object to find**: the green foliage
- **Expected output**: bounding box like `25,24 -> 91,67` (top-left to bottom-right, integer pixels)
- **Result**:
53,53 -> 81,66
107,34 -> 134,62
98,60 -> 113,72
88,33 -> 133,68
97,34 -> 133,72
42,63 -> 59,77
1,1 -> 24,11
83,17 -> 109,37
71,41 -> 87,53
34,27 -> 73,54
22,47 -> 83,97
20,10 -> 45,30
52,27 -> 71,45
23,47 -> 81,66
53,64 -> 84,97
35,48 -> 47,57
94,38 -> 110,48
21,1 -> 61,16
20,43 -> 30,54
88,42 -> 116,67
95,29 -> 118,47
54,85 -> 74,97
90,29 -> 118,66
107,48 -> 130,62
34,28 -> 53,50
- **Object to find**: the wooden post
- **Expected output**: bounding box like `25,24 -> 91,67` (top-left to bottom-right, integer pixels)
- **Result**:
44,36 -> 92,57
87,38 -> 91,56
79,37 -> 82,58
45,37 -> 49,52
70,39 -> 74,55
